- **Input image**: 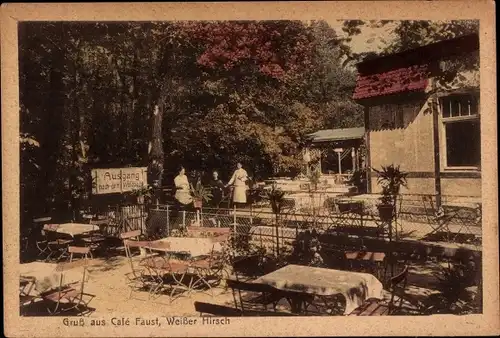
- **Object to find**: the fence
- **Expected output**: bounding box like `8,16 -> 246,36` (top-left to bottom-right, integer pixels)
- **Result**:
143,188 -> 482,252
92,203 -> 147,237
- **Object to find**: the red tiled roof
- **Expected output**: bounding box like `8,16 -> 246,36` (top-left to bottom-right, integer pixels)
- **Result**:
353,64 -> 430,100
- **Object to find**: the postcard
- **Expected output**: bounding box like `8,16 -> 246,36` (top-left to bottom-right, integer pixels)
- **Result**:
2,1 -> 498,337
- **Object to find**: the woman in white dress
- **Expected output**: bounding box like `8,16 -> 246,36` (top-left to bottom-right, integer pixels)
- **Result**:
225,162 -> 249,204
174,166 -> 192,206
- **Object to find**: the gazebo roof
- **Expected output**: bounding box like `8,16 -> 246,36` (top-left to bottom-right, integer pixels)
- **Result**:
306,127 -> 365,143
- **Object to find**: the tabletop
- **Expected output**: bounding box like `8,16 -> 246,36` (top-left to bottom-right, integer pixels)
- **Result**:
345,251 -> 386,262
255,264 -> 383,315
156,237 -> 222,257
45,223 -> 100,237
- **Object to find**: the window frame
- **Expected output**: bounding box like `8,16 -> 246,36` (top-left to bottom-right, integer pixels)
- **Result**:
439,93 -> 480,171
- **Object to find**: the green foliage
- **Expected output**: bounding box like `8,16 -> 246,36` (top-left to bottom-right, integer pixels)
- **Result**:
341,20 -> 479,89
19,20 -> 364,225
373,164 -> 408,205
346,168 -> 367,193
427,261 -> 481,315
190,181 -> 213,203
266,184 -> 286,215
307,167 -> 322,191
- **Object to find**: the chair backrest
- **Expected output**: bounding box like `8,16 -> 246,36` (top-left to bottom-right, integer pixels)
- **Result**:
55,258 -> 98,272
226,278 -> 278,312
82,214 -> 94,224
388,265 -> 409,313
194,301 -> 241,317
226,278 -> 276,293
68,246 -> 90,254
120,230 -> 142,240
186,226 -> 231,237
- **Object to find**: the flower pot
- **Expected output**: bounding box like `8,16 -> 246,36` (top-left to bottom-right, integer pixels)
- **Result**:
337,201 -> 351,213
136,195 -> 144,205
377,204 -> 394,222
193,199 -> 203,209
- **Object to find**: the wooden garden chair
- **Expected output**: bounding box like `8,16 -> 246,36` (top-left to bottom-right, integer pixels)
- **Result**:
226,279 -> 288,315
44,225 -> 74,262
20,276 -> 38,314
39,260 -> 97,316
78,217 -> 107,253
68,246 -> 92,261
31,217 -> 52,259
140,255 -> 192,302
119,230 -> 144,256
348,265 -> 409,316
421,195 -> 459,241
122,239 -> 155,300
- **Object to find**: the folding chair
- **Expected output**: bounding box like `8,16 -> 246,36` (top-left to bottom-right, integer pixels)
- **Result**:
68,246 -> 92,262
44,226 -> 74,262
119,230 -> 143,256
445,203 -> 482,243
226,279 -> 287,314
421,195 -> 458,241
39,260 -> 96,315
345,251 -> 387,281
32,217 -> 52,259
79,219 -> 107,254
349,265 -> 409,316
141,256 -> 192,302
122,239 -> 153,300
189,248 -> 226,297
20,276 -> 38,309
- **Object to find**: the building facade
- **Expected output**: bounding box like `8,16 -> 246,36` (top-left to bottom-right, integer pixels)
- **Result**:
353,34 -> 480,205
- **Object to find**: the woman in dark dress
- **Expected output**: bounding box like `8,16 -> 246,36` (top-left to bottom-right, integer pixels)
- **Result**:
209,171 -> 225,208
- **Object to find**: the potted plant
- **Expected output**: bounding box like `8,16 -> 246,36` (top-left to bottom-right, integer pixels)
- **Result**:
307,167 -> 321,192
266,183 -> 286,256
131,185 -> 153,205
373,165 -> 408,222
190,180 -> 212,209
346,168 -> 367,193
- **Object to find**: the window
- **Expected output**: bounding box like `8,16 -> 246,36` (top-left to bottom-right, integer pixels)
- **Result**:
440,94 -> 480,168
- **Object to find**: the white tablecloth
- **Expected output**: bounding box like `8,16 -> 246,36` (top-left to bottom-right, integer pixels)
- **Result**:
256,264 -> 383,315
49,223 -> 100,237
157,237 -> 222,257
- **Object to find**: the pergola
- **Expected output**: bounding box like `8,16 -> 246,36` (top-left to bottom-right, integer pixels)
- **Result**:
303,127 -> 365,176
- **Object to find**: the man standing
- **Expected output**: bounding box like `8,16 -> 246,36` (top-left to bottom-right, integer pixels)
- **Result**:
225,162 -> 249,205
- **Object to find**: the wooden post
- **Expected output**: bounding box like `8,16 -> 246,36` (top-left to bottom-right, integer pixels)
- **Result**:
233,205 -> 237,233
364,105 -> 372,193
166,204 -> 170,236
182,210 -> 186,228
431,93 -> 442,209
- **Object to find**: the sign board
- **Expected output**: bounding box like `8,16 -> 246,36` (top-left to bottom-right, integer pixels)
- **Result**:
91,167 -> 148,195
334,148 -> 344,153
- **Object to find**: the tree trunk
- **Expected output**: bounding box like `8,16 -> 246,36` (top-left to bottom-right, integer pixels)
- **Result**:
149,102 -> 164,203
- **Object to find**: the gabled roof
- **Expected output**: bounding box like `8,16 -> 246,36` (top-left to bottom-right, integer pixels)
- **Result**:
353,33 -> 479,101
353,64 -> 430,100
307,127 -> 365,143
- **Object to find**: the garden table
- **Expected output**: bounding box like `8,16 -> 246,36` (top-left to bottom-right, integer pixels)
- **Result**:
155,237 -> 223,258
45,223 -> 100,237
255,264 -> 383,315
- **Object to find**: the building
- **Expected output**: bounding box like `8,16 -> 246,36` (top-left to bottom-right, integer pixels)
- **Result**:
305,127 -> 365,175
353,34 -> 480,206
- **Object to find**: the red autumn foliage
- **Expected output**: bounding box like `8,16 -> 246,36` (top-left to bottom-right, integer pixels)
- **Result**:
181,21 -> 314,80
